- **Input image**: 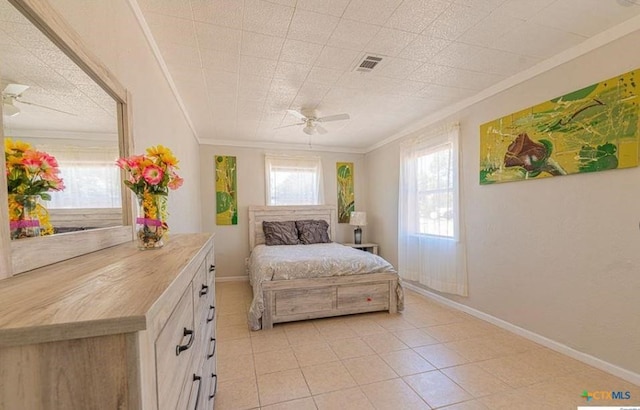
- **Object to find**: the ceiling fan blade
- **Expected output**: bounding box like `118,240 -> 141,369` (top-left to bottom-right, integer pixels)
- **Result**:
286,109 -> 308,121
15,99 -> 77,116
317,113 -> 350,122
315,124 -> 328,135
274,122 -> 304,130
3,83 -> 29,97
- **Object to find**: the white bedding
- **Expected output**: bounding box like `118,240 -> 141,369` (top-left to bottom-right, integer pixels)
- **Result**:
247,243 -> 402,330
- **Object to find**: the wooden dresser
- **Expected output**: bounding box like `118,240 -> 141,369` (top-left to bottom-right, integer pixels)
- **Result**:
0,233 -> 217,410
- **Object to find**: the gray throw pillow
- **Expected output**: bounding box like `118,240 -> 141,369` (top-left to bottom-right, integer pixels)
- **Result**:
296,220 -> 331,244
263,221 -> 300,245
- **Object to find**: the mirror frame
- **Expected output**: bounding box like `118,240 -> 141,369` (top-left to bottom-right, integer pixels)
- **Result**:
0,0 -> 134,277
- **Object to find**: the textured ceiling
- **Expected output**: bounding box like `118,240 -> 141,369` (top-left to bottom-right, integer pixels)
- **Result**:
135,0 -> 640,151
3,0 -> 639,149
0,0 -> 117,138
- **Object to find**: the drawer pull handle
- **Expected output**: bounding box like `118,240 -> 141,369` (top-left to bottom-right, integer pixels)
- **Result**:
209,374 -> 218,400
207,337 -> 216,359
193,374 -> 202,410
199,284 -> 209,297
176,328 -> 195,356
209,264 -> 215,272
206,305 -> 215,323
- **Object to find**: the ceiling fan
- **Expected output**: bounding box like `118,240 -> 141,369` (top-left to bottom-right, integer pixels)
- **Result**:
275,109 -> 350,135
2,83 -> 76,117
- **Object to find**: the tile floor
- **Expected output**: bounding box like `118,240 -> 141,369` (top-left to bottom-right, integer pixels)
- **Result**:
214,281 -> 639,409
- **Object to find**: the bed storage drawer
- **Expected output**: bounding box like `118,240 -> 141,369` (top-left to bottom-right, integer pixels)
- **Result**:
337,282 -> 389,310
274,287 -> 336,316
260,273 -> 399,329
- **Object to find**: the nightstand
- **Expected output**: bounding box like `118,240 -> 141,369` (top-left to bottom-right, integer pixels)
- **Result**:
342,243 -> 379,255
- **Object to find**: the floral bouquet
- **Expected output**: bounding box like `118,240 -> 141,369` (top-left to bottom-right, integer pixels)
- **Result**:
116,145 -> 183,249
5,138 -> 65,239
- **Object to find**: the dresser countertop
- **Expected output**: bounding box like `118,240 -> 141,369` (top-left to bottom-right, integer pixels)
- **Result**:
0,233 -> 213,347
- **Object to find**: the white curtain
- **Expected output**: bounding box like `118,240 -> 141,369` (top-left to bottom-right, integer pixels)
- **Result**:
265,154 -> 324,205
36,143 -> 121,209
398,123 -> 468,296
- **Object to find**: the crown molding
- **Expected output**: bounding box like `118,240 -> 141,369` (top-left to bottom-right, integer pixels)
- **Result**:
126,0 -> 199,144
3,127 -> 117,141
365,13 -> 640,154
198,138 -> 367,154
126,0 -> 640,156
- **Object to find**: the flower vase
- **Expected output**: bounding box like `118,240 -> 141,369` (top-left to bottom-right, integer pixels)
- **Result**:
136,193 -> 168,250
8,194 -> 41,240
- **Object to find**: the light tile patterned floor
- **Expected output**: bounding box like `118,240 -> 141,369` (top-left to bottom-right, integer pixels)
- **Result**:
214,282 -> 639,410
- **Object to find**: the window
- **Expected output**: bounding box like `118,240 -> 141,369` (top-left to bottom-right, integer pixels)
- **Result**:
265,155 -> 323,205
47,160 -> 122,208
36,143 -> 122,209
416,142 -> 453,237
398,123 -> 467,296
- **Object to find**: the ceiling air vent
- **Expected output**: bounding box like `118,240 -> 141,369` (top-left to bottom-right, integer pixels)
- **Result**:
354,55 -> 383,73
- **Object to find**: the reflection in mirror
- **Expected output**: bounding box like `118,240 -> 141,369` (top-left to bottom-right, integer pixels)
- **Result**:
1,0 -> 122,235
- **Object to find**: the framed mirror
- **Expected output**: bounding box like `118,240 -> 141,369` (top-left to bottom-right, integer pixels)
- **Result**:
0,0 -> 133,276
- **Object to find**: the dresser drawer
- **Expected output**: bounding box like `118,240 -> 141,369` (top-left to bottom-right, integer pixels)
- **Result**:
337,282 -> 389,310
206,249 -> 216,286
188,313 -> 211,376
193,261 -> 211,323
181,334 -> 216,410
194,264 -> 215,353
181,372 -> 204,410
156,285 -> 195,410
203,354 -> 218,409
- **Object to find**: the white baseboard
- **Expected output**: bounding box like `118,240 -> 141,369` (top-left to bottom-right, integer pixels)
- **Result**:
215,276 -> 249,283
403,282 -> 640,386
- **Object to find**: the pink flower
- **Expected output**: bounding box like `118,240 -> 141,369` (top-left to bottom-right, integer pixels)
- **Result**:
5,140 -> 65,197
49,176 -> 65,191
142,164 -> 164,185
168,174 -> 184,190
21,150 -> 43,173
41,168 -> 59,181
41,152 -> 59,169
127,155 -> 145,168
116,157 -> 129,170
117,145 -> 183,196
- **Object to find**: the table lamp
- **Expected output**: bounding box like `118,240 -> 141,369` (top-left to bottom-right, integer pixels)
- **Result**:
349,211 -> 367,245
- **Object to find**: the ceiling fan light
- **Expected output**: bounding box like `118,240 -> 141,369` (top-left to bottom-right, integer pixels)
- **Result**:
303,125 -> 316,135
2,102 -> 20,117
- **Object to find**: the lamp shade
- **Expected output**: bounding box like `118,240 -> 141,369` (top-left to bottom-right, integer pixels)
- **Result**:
303,124 -> 316,135
349,211 -> 367,226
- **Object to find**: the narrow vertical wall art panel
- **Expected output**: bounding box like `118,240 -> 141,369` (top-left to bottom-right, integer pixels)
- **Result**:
480,68 -> 639,184
215,156 -> 237,225
337,162 -> 354,223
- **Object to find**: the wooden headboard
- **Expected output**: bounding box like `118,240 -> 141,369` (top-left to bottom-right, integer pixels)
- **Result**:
248,205 -> 337,250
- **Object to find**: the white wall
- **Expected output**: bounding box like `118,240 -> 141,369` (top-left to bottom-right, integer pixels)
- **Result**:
366,30 -> 640,376
47,0 -> 202,232
199,145 -> 367,278
46,0 -> 639,376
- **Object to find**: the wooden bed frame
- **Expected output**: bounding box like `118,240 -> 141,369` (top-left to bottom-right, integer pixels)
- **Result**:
248,205 -> 400,329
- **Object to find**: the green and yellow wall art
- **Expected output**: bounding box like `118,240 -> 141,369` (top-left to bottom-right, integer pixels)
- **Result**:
337,162 -> 354,223
215,155 -> 237,225
480,68 -> 639,185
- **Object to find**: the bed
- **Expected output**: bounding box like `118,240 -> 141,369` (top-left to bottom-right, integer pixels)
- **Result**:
247,205 -> 404,330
